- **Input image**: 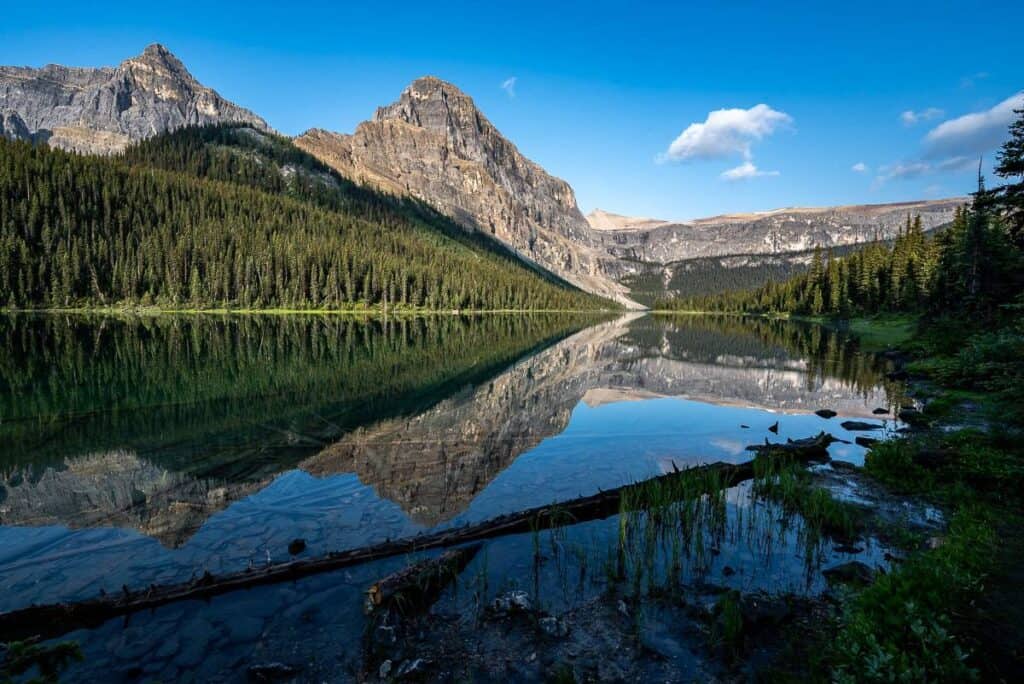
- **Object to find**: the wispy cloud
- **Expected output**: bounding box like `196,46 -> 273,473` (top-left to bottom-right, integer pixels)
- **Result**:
851,162 -> 868,173
923,92 -> 1024,159
876,161 -> 932,182
874,156 -> 975,186
960,71 -> 989,89
875,92 -> 1021,186
500,76 -> 517,98
900,107 -> 944,126
720,161 -> 779,181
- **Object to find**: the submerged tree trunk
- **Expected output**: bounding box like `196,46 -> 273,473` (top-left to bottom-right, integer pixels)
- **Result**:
364,544 -> 482,616
0,437 -> 835,643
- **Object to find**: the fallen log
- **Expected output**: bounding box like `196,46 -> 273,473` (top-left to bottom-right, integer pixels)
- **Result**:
364,544 -> 481,616
745,431 -> 837,462
0,441 -> 835,643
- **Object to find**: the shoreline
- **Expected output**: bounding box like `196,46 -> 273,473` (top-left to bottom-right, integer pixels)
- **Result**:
0,306 -> 621,317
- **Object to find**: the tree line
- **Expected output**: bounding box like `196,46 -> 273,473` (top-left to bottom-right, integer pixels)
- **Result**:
0,312 -> 597,473
0,126 -> 610,311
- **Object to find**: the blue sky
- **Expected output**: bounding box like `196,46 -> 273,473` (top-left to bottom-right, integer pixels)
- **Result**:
3,1 -> 1022,219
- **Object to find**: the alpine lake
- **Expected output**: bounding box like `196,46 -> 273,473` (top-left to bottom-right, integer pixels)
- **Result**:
0,312 -> 934,682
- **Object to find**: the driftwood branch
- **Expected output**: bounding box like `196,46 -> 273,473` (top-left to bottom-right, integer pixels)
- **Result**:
0,434 -> 835,643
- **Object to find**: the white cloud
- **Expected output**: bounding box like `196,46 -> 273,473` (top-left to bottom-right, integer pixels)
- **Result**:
923,92 -> 1024,158
720,161 -> 779,181
664,104 -> 792,162
500,77 -> 517,98
900,107 -> 944,126
851,162 -> 868,173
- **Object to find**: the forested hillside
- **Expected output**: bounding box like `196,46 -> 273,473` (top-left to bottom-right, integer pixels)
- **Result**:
0,126 -> 611,311
660,203 -> 1019,319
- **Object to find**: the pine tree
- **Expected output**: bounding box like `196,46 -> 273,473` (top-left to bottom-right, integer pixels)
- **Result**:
994,107 -> 1024,247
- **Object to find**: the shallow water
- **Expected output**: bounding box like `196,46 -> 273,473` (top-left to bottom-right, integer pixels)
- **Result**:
0,312 -> 903,680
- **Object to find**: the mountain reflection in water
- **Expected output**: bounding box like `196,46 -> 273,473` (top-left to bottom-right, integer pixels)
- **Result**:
0,312 -> 901,610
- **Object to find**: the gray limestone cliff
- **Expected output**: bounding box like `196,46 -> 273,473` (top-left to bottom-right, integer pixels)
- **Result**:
588,200 -> 964,274
0,43 -> 268,154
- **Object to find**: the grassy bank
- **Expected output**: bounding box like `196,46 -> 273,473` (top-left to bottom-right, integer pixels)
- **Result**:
813,318 -> 1024,682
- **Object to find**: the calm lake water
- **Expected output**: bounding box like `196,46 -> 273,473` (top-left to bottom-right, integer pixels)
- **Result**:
0,313 -> 904,681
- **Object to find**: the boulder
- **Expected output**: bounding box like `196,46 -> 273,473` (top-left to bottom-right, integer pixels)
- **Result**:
840,421 -> 883,431
823,561 -> 875,586
898,408 -> 930,428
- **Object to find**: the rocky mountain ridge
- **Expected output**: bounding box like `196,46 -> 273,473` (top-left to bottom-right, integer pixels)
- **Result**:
295,77 -> 636,306
0,44 -> 267,154
587,199 -> 965,268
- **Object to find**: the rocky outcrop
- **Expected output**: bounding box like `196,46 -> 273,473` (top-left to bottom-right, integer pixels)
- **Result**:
0,43 -> 268,154
0,110 -> 30,141
294,78 -> 636,307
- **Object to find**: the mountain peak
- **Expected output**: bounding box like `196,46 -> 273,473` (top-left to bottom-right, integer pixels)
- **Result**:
124,43 -> 192,80
374,75 -> 477,126
142,43 -> 173,58
411,75 -> 469,95
0,45 -> 268,154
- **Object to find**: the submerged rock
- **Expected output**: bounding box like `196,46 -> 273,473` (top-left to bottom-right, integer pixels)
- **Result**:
395,658 -> 429,678
833,543 -> 864,554
247,662 -> 302,682
815,409 -> 837,419
538,616 -> 569,638
840,421 -> 883,431
287,538 -> 306,555
872,407 -> 890,415
378,659 -> 393,678
823,561 -> 876,586
898,408 -> 930,428
491,590 -> 532,615
855,436 -> 880,448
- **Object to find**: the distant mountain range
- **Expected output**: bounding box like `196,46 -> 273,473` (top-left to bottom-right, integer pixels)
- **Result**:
0,44 -> 968,306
